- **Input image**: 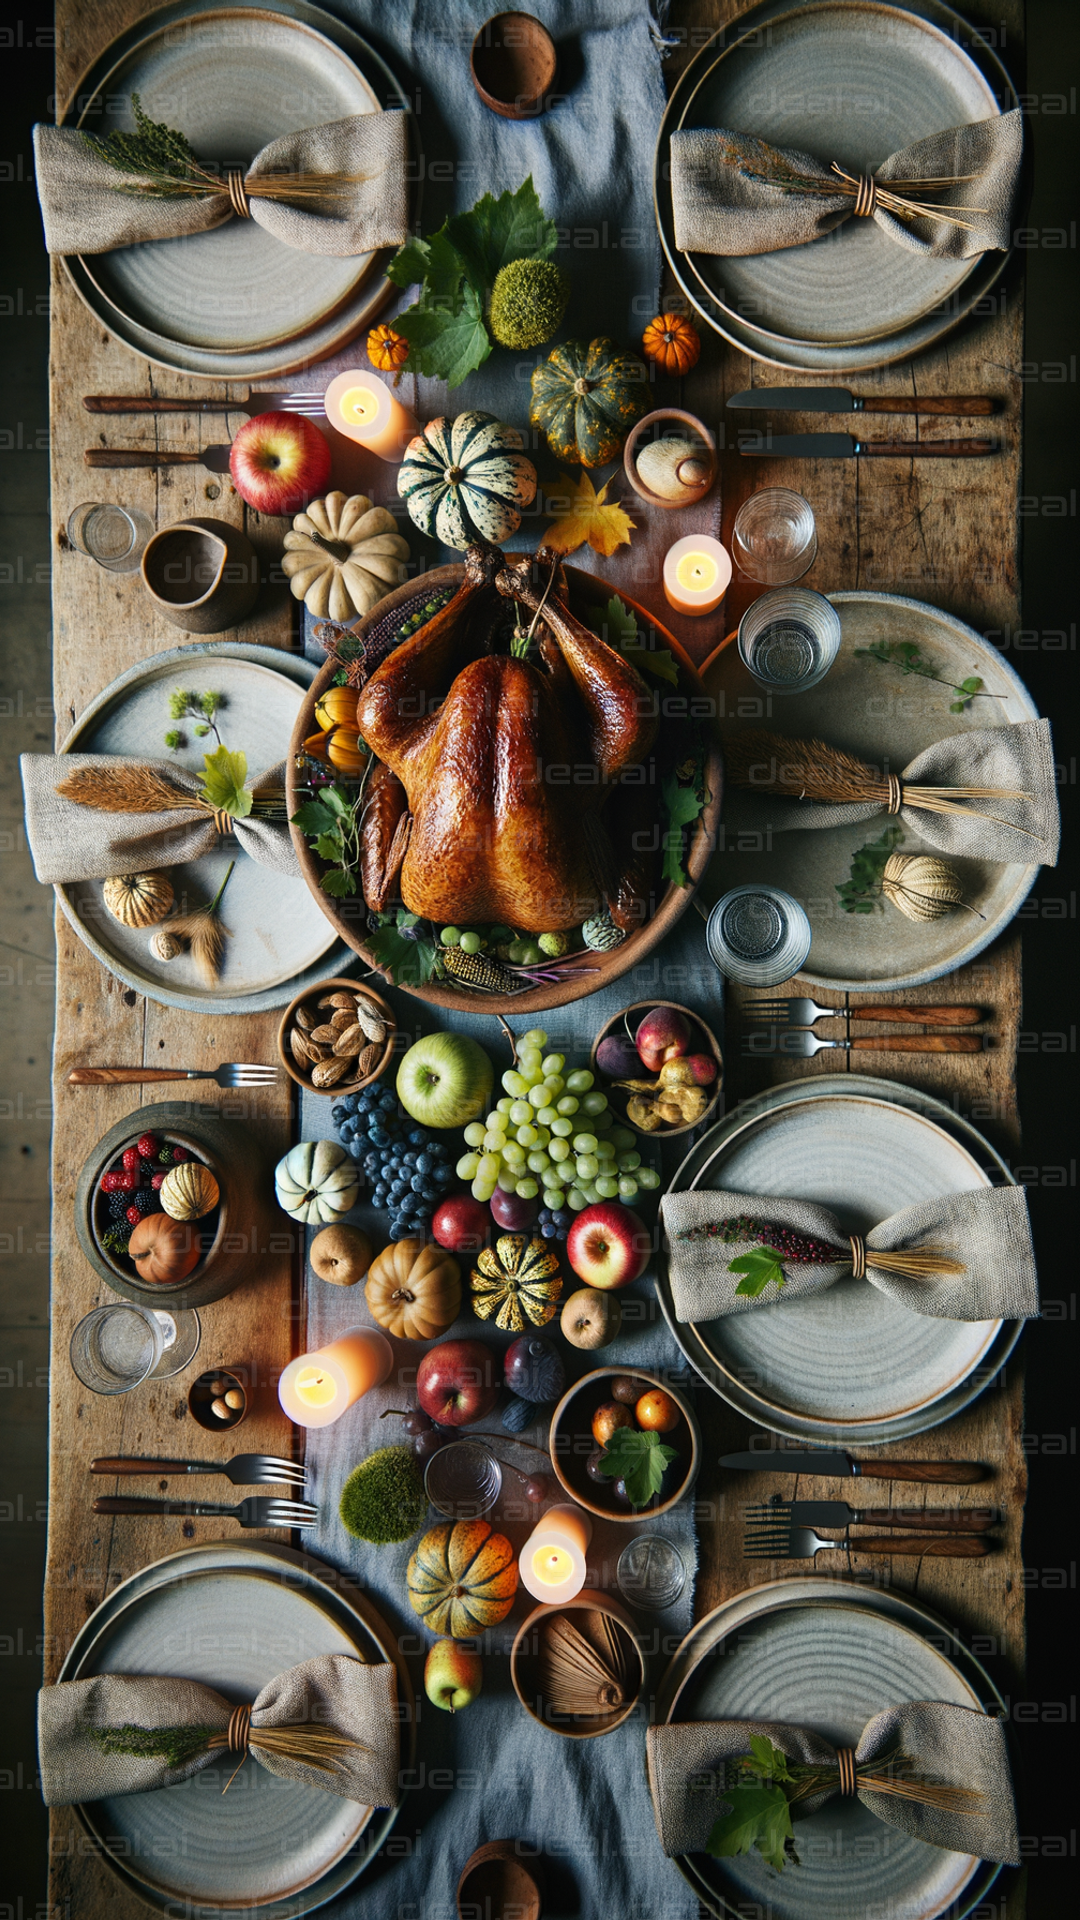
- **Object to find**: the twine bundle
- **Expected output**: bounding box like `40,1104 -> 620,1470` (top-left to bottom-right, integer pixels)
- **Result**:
92,1705 -> 369,1795
725,730 -> 1029,827
725,141 -> 986,234
54,764 -> 287,832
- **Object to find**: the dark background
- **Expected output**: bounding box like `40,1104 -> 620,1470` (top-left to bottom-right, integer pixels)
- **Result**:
0,0 -> 1076,1908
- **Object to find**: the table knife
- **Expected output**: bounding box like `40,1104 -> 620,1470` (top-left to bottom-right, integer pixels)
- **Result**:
756,1500 -> 998,1532
85,446 -> 232,474
720,1449 -> 985,1484
738,432 -> 997,460
727,387 -> 996,417
84,393 -> 320,417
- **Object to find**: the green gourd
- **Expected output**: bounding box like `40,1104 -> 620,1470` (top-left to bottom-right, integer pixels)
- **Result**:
397,411 -> 536,550
530,337 -> 649,468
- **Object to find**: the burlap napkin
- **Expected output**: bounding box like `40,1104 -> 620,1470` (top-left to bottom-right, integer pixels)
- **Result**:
20,753 -> 299,882
660,1184 -> 1038,1323
670,110 -> 1021,261
34,112 -> 408,258
646,1705 -> 1019,1862
39,1654 -> 399,1808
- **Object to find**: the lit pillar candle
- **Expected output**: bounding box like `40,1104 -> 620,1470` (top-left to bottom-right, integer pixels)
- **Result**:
519,1504 -> 593,1604
323,369 -> 420,462
662,534 -> 732,616
278,1328 -> 393,1429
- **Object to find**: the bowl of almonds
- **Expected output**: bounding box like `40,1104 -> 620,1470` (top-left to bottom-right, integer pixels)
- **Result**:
277,978 -> 396,1095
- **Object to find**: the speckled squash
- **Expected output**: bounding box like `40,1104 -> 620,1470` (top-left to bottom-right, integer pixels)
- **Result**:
530,338 -> 649,467
159,1161 -> 220,1221
470,1233 -> 563,1333
397,412 -> 536,549
407,1519 -> 519,1638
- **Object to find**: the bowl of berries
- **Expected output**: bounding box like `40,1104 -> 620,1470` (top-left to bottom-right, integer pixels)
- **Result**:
75,1103 -> 275,1308
548,1365 -> 700,1523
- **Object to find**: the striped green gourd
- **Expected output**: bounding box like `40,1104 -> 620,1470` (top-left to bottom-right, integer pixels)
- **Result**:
397,412 -> 536,550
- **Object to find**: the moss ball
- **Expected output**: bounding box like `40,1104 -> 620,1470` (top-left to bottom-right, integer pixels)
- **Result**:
489,258 -> 570,351
339,1445 -> 429,1545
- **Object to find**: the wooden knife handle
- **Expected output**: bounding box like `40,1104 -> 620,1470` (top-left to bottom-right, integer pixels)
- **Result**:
93,1496 -> 222,1516
92,1458 -> 205,1475
68,1067 -> 195,1084
84,395 -> 237,413
854,1459 -> 986,1484
843,1534 -> 990,1558
849,1005 -> 983,1027
85,449 -> 203,467
857,438 -> 997,458
857,396 -> 996,416
849,1033 -> 983,1052
857,1507 -> 998,1531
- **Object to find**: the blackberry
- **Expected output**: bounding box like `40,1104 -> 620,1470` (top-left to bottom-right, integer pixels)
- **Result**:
109,1191 -> 133,1222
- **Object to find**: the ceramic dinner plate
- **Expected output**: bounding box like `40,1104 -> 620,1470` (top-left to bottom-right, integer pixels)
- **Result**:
698,592 -> 1041,993
656,1074 -> 1023,1443
61,0 -> 414,378
654,1576 -> 1005,1920
56,642 -> 352,1014
58,1540 -> 411,1918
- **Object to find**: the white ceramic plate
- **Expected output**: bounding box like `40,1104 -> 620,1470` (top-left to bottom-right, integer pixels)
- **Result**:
657,1074 -> 1023,1443
655,1576 -> 1006,1920
699,592 -> 1041,993
56,642 -> 351,1013
59,1540 -> 411,1918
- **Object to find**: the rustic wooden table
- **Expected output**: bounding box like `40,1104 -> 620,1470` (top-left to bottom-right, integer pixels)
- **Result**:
46,0 -> 1027,1913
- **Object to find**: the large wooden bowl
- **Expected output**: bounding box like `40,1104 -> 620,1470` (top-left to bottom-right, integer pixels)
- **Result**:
286,564 -> 723,1014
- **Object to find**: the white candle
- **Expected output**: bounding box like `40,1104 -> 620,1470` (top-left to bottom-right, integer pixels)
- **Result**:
278,1328 -> 392,1429
519,1504 -> 593,1604
323,370 -> 420,462
662,534 -> 732,616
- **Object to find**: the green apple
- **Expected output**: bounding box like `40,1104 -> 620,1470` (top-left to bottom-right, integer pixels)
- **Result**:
397,1032 -> 493,1129
424,1637 -> 483,1712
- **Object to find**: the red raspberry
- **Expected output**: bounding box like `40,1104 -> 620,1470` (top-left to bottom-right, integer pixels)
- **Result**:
151,1171 -> 166,1190
125,1206 -> 142,1226
122,1147 -> 140,1172
100,1172 -> 121,1193
136,1133 -> 159,1160
118,1170 -> 139,1192
171,1147 -> 189,1163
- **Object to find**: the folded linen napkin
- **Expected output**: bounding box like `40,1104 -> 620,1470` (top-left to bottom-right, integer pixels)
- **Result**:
725,719 -> 1059,868
34,112 -> 408,258
20,753 -> 299,882
670,110 -> 1021,262
38,1654 -> 399,1808
660,1183 -> 1038,1323
646,1704 -> 1019,1862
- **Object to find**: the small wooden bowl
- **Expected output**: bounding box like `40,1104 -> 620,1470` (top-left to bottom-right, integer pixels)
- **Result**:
590,1000 -> 723,1139
549,1367 -> 701,1523
623,409 -> 718,510
457,1837 -> 544,1919
470,12 -> 557,119
277,978 -> 396,1096
510,1589 -> 643,1740
188,1366 -> 249,1431
141,517 -> 259,632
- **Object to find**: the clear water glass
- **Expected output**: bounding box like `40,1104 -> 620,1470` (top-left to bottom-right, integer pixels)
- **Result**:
425,1441 -> 503,1520
732,488 -> 817,585
69,1303 -> 201,1394
66,501 -> 155,573
737,586 -> 842,694
706,885 -> 812,987
616,1536 -> 687,1612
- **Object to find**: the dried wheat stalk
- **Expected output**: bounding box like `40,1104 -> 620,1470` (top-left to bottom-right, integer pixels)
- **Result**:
725,730 -> 1029,823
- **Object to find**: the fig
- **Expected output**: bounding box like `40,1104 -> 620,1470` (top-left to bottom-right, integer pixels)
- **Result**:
504,1333 -> 565,1406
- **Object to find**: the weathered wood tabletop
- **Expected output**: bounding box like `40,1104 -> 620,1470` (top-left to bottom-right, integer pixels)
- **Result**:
46,0 -> 1026,1913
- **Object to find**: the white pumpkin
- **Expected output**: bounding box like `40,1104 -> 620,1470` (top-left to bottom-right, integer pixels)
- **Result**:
282,492 -> 410,623
274,1140 -> 360,1225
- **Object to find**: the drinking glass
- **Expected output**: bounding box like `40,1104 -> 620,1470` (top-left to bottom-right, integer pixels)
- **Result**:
616,1536 -> 687,1612
425,1441 -> 503,1520
737,586 -> 842,694
732,488 -> 817,585
66,501 -> 155,573
70,1303 -> 201,1395
706,885 -> 812,987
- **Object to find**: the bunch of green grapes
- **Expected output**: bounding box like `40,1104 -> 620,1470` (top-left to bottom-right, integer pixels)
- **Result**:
455,1027 -> 660,1213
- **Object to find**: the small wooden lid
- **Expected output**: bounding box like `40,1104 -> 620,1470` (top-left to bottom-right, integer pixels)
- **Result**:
456,1837 -> 544,1918
470,13 -> 557,119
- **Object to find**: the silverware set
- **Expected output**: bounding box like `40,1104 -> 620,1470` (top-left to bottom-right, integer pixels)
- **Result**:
91,1457 -> 314,1529
727,389 -> 999,460
742,1512 -> 992,1561
740,996 -> 989,1058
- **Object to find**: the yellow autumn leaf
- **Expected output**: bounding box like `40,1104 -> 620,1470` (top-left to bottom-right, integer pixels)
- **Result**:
546,470 -> 636,558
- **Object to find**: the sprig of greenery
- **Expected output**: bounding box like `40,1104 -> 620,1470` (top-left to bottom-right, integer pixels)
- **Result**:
80,94 -> 203,198
854,639 -> 999,714
291,783 -> 365,898
661,732 -> 712,888
90,1722 -> 218,1769
164,688 -> 224,751
366,910 -> 441,987
835,823 -> 904,914
706,1735 -> 800,1873
596,1427 -> 678,1508
728,1249 -> 787,1298
199,745 -> 252,821
585,594 -> 679,686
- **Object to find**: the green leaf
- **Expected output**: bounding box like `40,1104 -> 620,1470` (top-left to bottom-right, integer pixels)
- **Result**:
320,786 -> 349,816
959,676 -> 983,696
366,924 -> 439,986
394,284 -> 491,388
199,744 -> 251,819
586,595 -> 680,685
290,799 -> 339,837
660,763 -> 711,886
596,1427 -> 677,1508
706,1784 -> 796,1873
320,868 -> 356,899
444,176 -> 557,294
728,1250 -> 787,1298
387,228 -> 467,305
747,1735 -> 795,1783
314,832 -> 345,862
835,822 -> 904,913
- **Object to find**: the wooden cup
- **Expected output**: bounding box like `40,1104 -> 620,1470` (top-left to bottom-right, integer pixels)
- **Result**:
141,517 -> 259,632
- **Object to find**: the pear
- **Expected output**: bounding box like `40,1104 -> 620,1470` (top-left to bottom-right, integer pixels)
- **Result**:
309,1223 -> 372,1287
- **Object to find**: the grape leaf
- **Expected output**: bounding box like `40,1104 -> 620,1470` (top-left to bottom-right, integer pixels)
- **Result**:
320,868 -> 356,899
290,798 -> 340,837
394,284 -> 491,388
585,594 -> 679,685
366,923 -> 440,986
596,1427 -> 677,1508
706,1784 -> 796,1873
661,764 -> 711,886
728,1250 -> 787,1298
835,823 -> 904,914
199,745 -> 251,819
545,471 -> 636,558
444,176 -> 557,293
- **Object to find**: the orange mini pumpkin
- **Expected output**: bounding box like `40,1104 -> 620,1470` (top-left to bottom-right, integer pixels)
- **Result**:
128,1212 -> 201,1285
367,324 -> 410,378
641,313 -> 701,376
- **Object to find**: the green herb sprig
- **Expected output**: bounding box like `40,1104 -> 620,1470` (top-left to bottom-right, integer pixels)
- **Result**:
91,1722 -> 219,1770
854,639 -> 1001,714
290,780 -> 368,900
366,910 -> 441,987
164,687 -> 224,752
835,823 -> 904,914
597,1426 -> 678,1508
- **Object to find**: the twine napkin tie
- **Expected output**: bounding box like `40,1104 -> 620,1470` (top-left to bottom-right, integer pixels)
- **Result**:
33,112 -> 409,258
670,110 -> 1022,261
646,1705 -> 1019,1862
38,1654 -> 400,1808
660,1183 -> 1038,1323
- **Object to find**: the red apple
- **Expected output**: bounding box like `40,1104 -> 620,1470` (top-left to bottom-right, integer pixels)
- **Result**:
566,1202 -> 651,1290
432,1193 -> 490,1254
228,411 -> 331,516
416,1338 -> 500,1427
635,1006 -> 691,1072
490,1187 -> 538,1232
684,1052 -> 718,1086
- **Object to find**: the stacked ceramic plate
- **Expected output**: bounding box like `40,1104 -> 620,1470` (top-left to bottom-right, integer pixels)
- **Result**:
61,0 -> 415,379
654,0 -> 1018,372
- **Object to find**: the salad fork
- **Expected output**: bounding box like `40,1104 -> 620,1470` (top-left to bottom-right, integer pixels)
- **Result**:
742,1030 -> 984,1058
68,1064 -> 280,1088
92,1454 -> 306,1488
93,1495 -> 317,1529
742,1519 -> 990,1562
742,996 -> 982,1028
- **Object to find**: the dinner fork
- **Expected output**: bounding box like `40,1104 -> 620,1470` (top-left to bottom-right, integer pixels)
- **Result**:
742,1519 -> 990,1561
67,1064 -> 280,1088
743,1500 -> 998,1535
742,1030 -> 984,1058
93,1495 -> 318,1529
742,996 -> 983,1029
84,391 -> 326,418
91,1454 -> 306,1488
